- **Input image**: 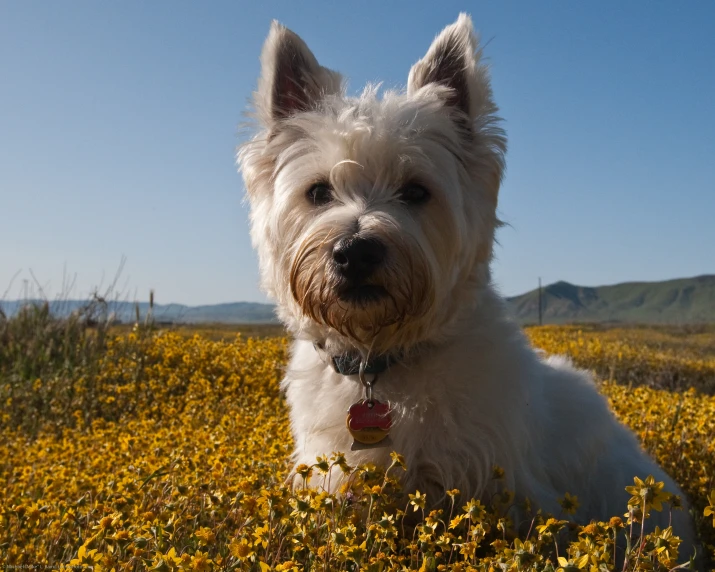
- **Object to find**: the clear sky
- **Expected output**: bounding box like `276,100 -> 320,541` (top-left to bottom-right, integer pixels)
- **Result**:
1,1 -> 714,306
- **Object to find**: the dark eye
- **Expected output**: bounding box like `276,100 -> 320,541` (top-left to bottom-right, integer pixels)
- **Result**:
306,183 -> 333,206
398,183 -> 430,205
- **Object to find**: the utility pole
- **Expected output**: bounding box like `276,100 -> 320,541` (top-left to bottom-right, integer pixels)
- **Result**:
538,277 -> 543,326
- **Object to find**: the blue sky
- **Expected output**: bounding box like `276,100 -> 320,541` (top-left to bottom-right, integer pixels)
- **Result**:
1,1 -> 713,305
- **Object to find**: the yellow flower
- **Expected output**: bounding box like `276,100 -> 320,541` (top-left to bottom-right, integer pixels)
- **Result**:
536,517 -> 567,536
652,526 -> 680,567
253,524 -> 270,549
449,514 -> 466,529
625,475 -> 670,511
69,544 -> 103,566
314,455 -> 330,474
294,463 -> 312,480
409,490 -> 426,512
462,499 -> 486,523
703,489 -> 715,526
194,526 -> 216,546
276,561 -> 300,571
151,547 -> 181,572
491,465 -> 505,480
558,492 -> 580,515
389,451 -> 407,470
189,550 -> 213,571
228,537 -> 255,559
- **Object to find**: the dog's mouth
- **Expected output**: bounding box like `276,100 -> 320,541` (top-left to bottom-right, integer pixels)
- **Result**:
337,284 -> 389,305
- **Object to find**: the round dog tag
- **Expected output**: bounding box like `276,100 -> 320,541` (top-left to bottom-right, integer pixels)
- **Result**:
346,400 -> 392,445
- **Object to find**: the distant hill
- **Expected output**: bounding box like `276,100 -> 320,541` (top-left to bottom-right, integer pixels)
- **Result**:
0,299 -> 279,324
506,275 -> 715,324
3,275 -> 714,325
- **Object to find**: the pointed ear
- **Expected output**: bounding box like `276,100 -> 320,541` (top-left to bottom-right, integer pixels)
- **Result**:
407,14 -> 491,120
255,21 -> 342,127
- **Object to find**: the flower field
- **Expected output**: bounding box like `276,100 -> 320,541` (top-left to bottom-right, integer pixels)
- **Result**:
1,308 -> 714,571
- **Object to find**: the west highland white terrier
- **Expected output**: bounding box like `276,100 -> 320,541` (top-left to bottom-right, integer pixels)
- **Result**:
238,14 -> 695,553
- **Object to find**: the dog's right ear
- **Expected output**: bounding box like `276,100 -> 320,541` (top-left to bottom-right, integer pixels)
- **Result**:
254,21 -> 342,127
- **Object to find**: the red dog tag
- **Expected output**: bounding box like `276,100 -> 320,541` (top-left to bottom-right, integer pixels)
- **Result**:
346,400 -> 392,445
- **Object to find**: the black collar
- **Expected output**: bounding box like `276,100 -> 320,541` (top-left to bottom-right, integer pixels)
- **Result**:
314,341 -> 393,376
330,352 -> 392,376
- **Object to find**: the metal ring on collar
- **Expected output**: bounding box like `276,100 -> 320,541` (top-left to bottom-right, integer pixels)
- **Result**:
359,361 -> 378,403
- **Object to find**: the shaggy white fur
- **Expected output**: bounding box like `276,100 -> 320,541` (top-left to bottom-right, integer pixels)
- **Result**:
238,14 -> 695,554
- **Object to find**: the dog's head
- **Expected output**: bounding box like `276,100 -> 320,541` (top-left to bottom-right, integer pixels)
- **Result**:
239,14 -> 506,354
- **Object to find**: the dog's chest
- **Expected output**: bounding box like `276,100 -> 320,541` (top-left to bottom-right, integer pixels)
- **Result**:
284,347 -> 470,459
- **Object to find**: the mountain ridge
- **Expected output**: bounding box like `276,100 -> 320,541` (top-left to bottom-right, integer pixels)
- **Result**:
2,275 -> 713,325
506,274 -> 715,324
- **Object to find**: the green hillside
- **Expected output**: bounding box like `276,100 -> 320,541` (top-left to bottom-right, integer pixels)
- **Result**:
507,275 -> 715,324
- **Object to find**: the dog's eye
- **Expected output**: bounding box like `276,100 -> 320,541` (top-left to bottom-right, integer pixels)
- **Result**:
398,183 -> 430,205
306,183 -> 333,206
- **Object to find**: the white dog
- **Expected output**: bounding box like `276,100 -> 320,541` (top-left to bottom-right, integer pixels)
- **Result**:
239,14 -> 694,551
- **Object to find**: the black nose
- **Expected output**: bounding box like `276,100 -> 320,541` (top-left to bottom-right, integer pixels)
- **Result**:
332,237 -> 385,281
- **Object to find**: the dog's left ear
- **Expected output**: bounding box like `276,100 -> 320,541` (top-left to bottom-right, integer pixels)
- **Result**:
407,13 -> 490,121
